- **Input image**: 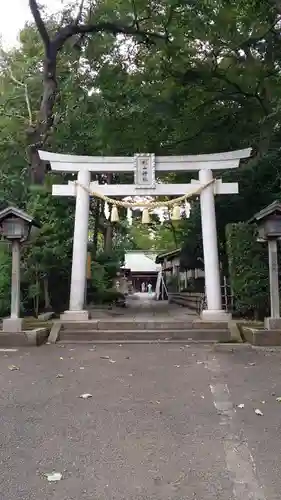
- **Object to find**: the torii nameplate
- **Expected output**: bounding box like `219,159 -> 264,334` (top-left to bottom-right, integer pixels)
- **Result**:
134,153 -> 156,189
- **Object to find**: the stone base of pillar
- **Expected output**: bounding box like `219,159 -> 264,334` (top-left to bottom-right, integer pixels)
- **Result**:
264,317 -> 281,330
2,317 -> 23,332
201,309 -> 232,322
60,310 -> 89,321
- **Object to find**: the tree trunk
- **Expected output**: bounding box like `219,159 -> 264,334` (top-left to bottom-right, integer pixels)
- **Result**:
167,210 -> 178,247
26,53 -> 58,184
92,200 -> 100,258
43,275 -> 51,310
104,224 -> 113,253
103,173 -> 113,252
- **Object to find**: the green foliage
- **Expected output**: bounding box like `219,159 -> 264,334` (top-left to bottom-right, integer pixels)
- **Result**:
88,250 -> 123,303
89,288 -> 125,305
95,251 -> 124,281
226,222 -> 269,318
0,244 -> 11,317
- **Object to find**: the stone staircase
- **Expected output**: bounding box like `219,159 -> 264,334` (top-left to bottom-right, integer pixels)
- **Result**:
53,319 -> 231,343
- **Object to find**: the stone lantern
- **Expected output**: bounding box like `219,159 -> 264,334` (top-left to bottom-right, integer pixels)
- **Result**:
0,206 -> 41,333
251,201 -> 281,330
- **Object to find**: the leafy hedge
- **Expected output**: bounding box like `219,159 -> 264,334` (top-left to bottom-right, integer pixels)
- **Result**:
226,222 -> 269,319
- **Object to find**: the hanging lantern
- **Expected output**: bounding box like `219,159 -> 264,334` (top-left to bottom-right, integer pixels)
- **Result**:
111,204 -> 119,222
171,204 -> 181,221
142,208 -> 150,224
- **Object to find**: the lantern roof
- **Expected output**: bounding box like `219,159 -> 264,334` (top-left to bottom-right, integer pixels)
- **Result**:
249,200 -> 281,224
0,206 -> 41,227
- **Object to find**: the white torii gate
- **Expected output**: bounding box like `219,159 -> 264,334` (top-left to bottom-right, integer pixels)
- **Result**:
39,148 -> 251,322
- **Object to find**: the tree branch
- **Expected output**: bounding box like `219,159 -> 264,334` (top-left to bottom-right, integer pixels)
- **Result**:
53,21 -> 167,51
29,0 -> 50,48
131,0 -> 140,31
8,69 -> 33,125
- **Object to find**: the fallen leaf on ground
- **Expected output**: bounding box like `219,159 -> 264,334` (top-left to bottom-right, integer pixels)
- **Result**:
255,409 -> 263,416
8,365 -> 19,371
79,393 -> 92,399
56,374 -> 64,378
45,472 -> 62,482
237,404 -> 245,409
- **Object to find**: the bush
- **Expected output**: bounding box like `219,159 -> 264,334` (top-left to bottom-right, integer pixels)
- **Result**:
87,251 -> 124,305
88,288 -> 125,305
101,289 -> 125,304
226,222 -> 269,319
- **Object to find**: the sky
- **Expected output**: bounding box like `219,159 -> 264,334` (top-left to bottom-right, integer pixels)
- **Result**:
0,0 -> 59,48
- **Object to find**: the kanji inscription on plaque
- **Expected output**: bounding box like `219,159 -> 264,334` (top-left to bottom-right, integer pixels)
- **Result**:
134,154 -> 156,189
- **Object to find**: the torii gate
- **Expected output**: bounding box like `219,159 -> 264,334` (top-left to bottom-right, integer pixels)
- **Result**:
39,148 -> 251,322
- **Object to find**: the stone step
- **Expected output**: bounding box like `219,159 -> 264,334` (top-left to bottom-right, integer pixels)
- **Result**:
61,320 -> 228,331
58,339 -> 219,344
59,329 -> 230,342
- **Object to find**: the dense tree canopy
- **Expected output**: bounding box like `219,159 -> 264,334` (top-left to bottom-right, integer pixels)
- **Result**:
1,0 -> 281,313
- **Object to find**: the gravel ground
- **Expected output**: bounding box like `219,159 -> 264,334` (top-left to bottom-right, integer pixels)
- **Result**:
0,343 -> 280,499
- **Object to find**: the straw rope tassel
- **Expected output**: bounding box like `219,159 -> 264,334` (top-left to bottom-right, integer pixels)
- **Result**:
104,201 -> 110,220
171,204 -> 181,221
142,208 -> 150,224
111,204 -> 119,222
127,207 -> 133,225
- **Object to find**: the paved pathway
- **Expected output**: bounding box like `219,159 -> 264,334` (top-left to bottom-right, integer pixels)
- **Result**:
90,292 -> 198,320
1,343 -> 281,499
